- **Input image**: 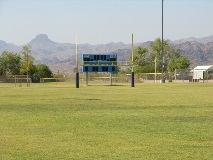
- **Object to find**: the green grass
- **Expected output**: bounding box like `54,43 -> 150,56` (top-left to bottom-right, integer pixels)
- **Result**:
0,82 -> 213,159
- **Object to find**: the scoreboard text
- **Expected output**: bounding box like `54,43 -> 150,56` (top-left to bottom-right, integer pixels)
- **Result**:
82,54 -> 117,72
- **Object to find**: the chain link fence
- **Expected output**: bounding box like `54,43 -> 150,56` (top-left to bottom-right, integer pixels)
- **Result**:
2,69 -> 213,85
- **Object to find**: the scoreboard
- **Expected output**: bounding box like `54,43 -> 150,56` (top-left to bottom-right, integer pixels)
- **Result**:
82,54 -> 117,72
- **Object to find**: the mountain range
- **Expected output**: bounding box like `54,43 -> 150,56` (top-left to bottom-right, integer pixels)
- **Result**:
1,34 -> 213,74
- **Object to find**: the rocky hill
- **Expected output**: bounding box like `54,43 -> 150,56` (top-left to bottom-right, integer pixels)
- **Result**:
0,40 -> 21,53
174,41 -> 213,67
173,35 -> 213,44
0,34 -> 213,74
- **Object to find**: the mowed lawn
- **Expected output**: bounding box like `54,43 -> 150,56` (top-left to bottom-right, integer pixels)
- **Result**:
0,82 -> 212,160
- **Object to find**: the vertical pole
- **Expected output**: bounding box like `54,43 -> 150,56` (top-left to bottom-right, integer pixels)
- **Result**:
76,72 -> 79,88
155,56 -> 157,83
27,49 -> 29,87
110,72 -> 112,86
86,72 -> 88,86
131,34 -> 134,87
76,33 -> 79,88
15,76 -> 16,87
161,0 -> 165,83
131,72 -> 134,87
76,34 -> 78,72
207,71 -> 209,83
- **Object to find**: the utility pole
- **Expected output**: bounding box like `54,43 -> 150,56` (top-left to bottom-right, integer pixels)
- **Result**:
27,46 -> 30,87
161,0 -> 165,83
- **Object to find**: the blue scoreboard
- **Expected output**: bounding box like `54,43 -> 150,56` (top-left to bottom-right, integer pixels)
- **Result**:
82,54 -> 117,72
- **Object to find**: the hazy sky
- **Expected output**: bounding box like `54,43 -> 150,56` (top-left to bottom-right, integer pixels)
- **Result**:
0,0 -> 212,45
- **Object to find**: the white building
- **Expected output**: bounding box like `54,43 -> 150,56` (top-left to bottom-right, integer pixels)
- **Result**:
192,65 -> 213,81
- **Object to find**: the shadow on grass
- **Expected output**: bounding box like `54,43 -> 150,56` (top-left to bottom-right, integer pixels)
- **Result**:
87,84 -> 126,87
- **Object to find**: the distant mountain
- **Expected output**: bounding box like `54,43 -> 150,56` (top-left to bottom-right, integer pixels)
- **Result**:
173,35 -> 213,44
1,34 -> 213,74
0,40 -> 20,53
26,34 -> 133,65
27,34 -> 74,64
174,41 -> 213,66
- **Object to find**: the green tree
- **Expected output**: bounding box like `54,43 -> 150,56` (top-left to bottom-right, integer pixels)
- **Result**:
20,46 -> 35,75
32,64 -> 53,82
130,46 -> 148,73
127,38 -> 189,75
134,46 -> 148,66
0,51 -> 21,76
149,38 -> 181,72
168,56 -> 190,72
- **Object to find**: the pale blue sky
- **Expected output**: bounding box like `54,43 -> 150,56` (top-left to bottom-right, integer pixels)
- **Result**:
0,0 -> 212,45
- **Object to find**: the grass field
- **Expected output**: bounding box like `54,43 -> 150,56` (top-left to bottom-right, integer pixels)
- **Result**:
0,82 -> 213,159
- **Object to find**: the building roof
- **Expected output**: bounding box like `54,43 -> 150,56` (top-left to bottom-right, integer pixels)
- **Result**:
193,65 -> 213,71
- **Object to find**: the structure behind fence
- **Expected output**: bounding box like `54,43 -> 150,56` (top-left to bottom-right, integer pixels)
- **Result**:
0,75 -> 32,86
174,69 -> 192,82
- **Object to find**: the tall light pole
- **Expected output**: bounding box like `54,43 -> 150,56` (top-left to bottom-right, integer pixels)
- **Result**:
27,46 -> 30,87
27,49 -> 29,87
161,0 -> 165,83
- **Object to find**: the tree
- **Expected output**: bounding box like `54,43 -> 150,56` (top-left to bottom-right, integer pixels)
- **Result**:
32,64 -> 53,82
20,45 -> 35,75
127,38 -> 190,75
134,46 -> 148,66
149,38 -> 181,72
0,47 -> 54,83
168,56 -> 190,72
0,51 -> 21,76
150,38 -> 168,72
131,46 -> 148,73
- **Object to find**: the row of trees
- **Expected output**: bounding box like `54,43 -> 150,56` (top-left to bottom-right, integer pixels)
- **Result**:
132,38 -> 190,73
0,46 -> 53,82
